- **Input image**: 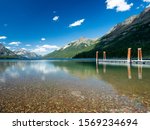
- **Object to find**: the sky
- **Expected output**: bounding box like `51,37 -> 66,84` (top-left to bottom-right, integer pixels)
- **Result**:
0,0 -> 150,55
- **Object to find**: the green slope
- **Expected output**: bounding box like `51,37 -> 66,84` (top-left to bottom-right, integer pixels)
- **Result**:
74,22 -> 150,59
45,39 -> 98,58
74,8 -> 150,59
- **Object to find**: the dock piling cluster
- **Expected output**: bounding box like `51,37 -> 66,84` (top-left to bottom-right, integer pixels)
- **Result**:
95,48 -> 150,65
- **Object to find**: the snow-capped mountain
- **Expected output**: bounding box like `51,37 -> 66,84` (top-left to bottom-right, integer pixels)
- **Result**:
0,44 -> 17,58
45,37 -> 98,58
61,37 -> 97,50
14,49 -> 39,59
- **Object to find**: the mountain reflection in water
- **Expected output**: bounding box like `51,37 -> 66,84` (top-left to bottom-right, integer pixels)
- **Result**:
0,60 -> 150,113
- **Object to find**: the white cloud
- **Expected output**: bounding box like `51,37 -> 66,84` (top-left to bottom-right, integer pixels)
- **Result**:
41,38 -> 46,41
69,19 -> 85,28
136,4 -> 144,9
0,36 -> 7,40
143,0 -> 150,8
42,45 -> 58,49
21,48 -> 27,50
9,41 -> 21,46
106,0 -> 133,12
25,44 -> 31,47
146,4 -> 150,8
6,46 -> 11,49
53,16 -> 59,21
32,44 -> 60,55
143,0 -> 150,2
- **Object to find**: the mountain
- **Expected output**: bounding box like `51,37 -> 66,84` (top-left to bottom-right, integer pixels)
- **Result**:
14,49 -> 39,59
0,44 -> 18,59
45,37 -> 98,58
75,7 -> 150,59
0,44 -> 39,59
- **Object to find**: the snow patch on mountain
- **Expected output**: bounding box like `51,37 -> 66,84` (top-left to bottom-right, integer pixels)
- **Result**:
14,49 -> 39,58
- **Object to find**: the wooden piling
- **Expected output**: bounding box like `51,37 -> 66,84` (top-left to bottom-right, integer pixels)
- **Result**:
138,48 -> 142,61
127,48 -> 131,63
103,51 -> 106,61
96,51 -> 99,62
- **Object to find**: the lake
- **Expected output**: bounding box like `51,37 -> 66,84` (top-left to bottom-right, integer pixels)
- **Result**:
0,60 -> 150,113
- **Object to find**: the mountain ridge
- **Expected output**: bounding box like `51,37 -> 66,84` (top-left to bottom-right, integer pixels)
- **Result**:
1,7 -> 150,59
45,37 -> 98,58
0,44 -> 39,59
74,7 -> 150,59
0,44 -> 18,59
14,49 -> 39,59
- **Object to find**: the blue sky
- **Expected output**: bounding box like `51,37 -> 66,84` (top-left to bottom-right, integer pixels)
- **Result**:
0,0 -> 150,55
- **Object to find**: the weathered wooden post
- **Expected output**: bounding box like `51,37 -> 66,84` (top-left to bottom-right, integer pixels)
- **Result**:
103,51 -> 106,61
127,48 -> 131,63
138,48 -> 142,61
96,51 -> 99,62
